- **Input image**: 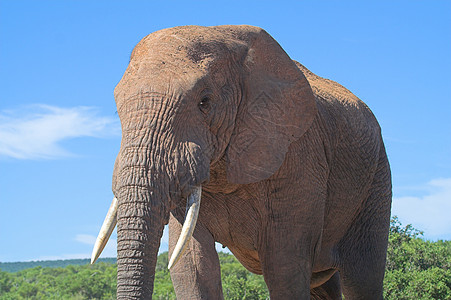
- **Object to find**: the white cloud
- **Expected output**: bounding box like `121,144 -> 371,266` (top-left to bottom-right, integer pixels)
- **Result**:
75,234 -> 97,245
72,233 -> 117,259
216,242 -> 231,254
392,178 -> 451,240
0,104 -> 119,160
159,225 -> 169,254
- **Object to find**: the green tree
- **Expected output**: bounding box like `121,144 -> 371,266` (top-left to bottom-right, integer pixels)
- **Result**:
220,253 -> 269,299
153,252 -> 175,300
1,219 -> 450,299
384,217 -> 451,299
0,262 -> 117,299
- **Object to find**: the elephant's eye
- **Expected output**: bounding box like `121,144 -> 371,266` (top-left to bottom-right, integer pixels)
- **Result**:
198,96 -> 211,113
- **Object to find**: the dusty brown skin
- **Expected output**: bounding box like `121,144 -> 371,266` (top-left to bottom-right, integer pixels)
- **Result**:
112,25 -> 392,299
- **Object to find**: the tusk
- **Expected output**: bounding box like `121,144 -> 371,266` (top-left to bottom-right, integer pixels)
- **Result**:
91,197 -> 118,264
168,186 -> 202,270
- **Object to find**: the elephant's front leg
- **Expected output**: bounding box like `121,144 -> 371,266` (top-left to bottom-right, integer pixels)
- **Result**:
168,211 -> 224,299
260,226 -> 317,299
258,191 -> 326,300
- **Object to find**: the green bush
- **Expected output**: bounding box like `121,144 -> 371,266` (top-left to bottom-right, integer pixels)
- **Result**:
384,217 -> 451,299
0,263 -> 117,300
220,253 -> 269,299
1,217 -> 449,299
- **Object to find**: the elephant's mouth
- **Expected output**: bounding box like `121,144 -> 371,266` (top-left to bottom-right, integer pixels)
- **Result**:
90,185 -> 203,270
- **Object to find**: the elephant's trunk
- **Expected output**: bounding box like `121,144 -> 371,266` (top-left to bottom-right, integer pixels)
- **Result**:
114,121 -> 170,298
107,93 -> 209,298
116,183 -> 166,299
93,185 -> 202,298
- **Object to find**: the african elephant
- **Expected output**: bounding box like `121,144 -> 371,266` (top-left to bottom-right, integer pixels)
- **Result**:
91,25 -> 392,299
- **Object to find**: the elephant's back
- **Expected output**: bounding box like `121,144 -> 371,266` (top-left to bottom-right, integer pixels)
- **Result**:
295,60 -> 382,142
294,61 -> 363,109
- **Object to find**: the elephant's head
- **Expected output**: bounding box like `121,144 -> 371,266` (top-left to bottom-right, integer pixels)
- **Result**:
92,25 -> 317,298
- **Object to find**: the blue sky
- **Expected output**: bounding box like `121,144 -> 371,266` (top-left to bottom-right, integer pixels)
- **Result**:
1,1 -> 450,262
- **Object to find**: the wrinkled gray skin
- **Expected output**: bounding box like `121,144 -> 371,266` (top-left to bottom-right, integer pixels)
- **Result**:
112,25 -> 392,299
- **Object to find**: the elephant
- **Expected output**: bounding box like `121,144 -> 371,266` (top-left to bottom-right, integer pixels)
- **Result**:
91,25 -> 392,299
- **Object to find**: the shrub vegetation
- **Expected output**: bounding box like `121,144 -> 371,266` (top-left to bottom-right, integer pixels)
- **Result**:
1,217 -> 450,299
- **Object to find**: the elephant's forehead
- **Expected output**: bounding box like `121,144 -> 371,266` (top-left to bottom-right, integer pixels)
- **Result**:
132,26 -> 247,64
115,28 -> 240,104
114,62 -> 205,106
114,25 -> 253,108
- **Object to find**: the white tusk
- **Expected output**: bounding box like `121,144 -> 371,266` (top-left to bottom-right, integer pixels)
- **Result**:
91,197 -> 118,264
168,186 -> 202,270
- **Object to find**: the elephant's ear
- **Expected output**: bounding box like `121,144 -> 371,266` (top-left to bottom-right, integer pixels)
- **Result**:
226,28 -> 318,184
